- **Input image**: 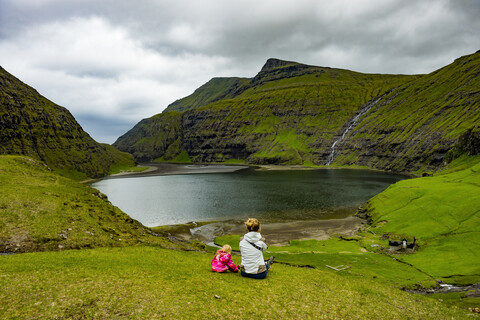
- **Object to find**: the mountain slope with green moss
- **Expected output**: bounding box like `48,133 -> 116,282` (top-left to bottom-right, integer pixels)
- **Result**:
334,51 -> 480,174
114,58 -> 416,166
164,77 -> 250,113
0,66 -> 135,179
114,52 -> 480,174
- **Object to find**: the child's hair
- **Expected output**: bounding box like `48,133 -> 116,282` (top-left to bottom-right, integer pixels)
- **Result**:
245,218 -> 260,232
222,244 -> 232,254
215,244 -> 232,259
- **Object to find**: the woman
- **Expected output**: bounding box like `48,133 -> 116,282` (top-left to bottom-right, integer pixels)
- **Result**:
239,218 -> 275,279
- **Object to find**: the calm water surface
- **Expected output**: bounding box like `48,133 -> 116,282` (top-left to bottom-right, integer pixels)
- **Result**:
92,167 -> 406,227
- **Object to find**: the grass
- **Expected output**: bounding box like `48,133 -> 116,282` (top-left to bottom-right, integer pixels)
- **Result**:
215,236 -> 437,290
211,157 -> 480,310
108,165 -> 149,175
0,155 -> 193,252
365,157 -> 480,285
0,246 -> 471,319
1,149 -> 479,318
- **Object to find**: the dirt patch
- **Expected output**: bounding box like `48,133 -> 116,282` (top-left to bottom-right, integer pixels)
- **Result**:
167,216 -> 366,246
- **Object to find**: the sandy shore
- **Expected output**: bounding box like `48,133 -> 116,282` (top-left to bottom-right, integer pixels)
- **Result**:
106,163 -> 250,178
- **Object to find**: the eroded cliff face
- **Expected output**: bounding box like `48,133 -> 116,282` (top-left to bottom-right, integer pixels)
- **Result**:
114,51 -> 480,174
0,66 -> 133,178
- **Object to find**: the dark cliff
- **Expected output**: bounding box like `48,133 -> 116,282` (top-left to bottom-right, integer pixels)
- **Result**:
0,66 -> 134,178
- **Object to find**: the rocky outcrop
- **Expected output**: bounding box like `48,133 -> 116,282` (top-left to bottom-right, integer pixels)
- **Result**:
458,127 -> 480,156
0,66 -> 134,178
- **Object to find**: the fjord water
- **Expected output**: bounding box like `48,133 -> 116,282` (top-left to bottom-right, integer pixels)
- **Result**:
92,167 -> 406,227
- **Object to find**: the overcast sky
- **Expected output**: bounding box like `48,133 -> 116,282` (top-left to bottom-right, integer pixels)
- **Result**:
0,0 -> 479,143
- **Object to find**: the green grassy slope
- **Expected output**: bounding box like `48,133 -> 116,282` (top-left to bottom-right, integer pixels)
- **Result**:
113,111 -> 184,162
0,155 -> 195,253
0,66 -> 135,179
365,156 -> 480,285
336,51 -> 480,173
0,246 -> 470,319
215,236 -> 438,290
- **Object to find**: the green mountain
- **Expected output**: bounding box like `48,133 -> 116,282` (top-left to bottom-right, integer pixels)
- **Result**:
334,52 -> 480,172
114,59 -> 414,165
114,52 -> 480,174
0,66 -> 134,179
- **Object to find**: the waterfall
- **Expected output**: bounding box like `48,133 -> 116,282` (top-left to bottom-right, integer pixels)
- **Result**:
326,95 -> 384,166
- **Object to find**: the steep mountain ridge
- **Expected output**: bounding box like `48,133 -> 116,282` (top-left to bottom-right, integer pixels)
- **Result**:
0,66 -> 134,179
164,77 -> 250,113
114,51 -> 480,174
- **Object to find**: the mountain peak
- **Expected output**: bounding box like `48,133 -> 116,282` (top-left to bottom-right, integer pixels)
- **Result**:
261,58 -> 300,72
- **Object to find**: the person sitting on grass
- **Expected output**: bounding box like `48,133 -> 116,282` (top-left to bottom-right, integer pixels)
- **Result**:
239,218 -> 275,279
211,244 -> 239,273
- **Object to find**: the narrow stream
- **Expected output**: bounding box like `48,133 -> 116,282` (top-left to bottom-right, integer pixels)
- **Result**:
327,95 -> 384,165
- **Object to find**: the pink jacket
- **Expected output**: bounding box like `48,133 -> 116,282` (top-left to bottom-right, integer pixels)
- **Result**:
211,250 -> 238,272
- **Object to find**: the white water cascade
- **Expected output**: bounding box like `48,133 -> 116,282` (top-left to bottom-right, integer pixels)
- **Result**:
326,95 -> 384,166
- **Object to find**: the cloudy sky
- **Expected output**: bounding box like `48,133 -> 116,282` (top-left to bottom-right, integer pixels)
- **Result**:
0,0 -> 479,143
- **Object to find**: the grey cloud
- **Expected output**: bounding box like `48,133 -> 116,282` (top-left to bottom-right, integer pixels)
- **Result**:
0,0 -> 479,143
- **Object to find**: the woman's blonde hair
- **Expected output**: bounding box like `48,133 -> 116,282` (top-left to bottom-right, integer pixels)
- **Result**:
245,218 -> 260,232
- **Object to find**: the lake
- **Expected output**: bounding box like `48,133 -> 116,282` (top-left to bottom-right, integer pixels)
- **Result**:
91,166 -> 407,227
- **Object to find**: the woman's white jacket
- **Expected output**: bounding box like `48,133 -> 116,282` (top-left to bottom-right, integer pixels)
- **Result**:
239,231 -> 268,274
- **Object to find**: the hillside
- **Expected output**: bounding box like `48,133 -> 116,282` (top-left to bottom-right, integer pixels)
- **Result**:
0,66 -> 134,179
114,58 -> 416,166
334,52 -> 480,173
365,154 -> 480,286
0,155 -> 197,253
0,246 -> 470,319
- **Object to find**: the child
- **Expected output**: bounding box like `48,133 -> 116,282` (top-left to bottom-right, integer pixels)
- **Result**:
211,244 -> 239,273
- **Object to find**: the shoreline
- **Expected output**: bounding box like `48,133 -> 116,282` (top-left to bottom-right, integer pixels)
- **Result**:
107,163 -> 316,179
104,163 -> 389,246
105,162 -> 412,180
104,163 -> 374,245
